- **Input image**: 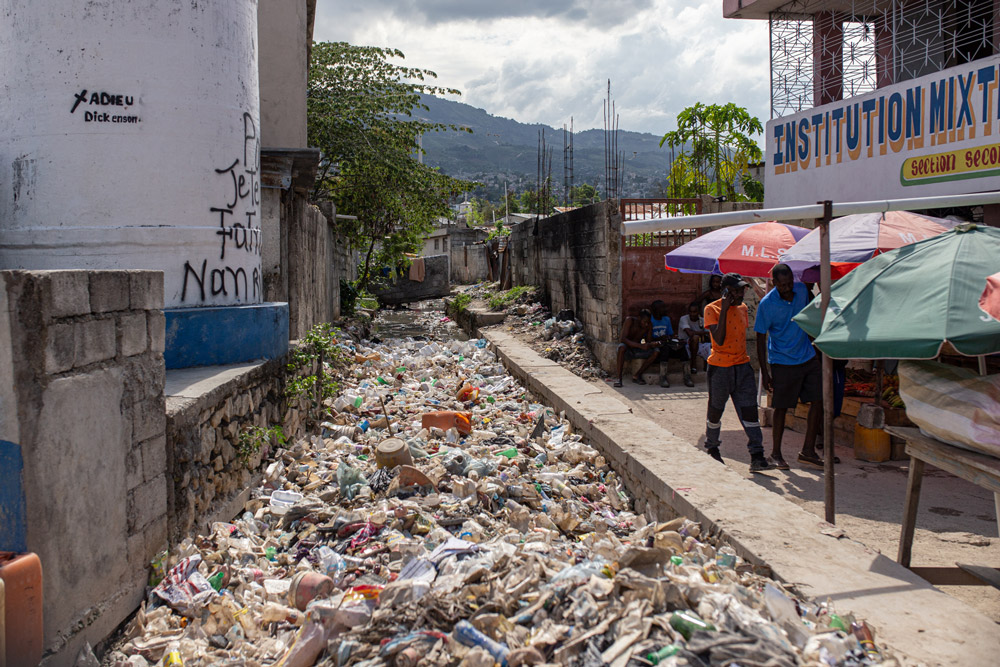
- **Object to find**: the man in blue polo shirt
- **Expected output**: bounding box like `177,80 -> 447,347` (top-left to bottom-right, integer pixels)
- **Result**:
755,263 -> 829,470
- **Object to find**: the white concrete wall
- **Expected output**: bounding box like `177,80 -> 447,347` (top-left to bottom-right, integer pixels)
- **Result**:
258,0 -> 309,149
0,1 -> 262,309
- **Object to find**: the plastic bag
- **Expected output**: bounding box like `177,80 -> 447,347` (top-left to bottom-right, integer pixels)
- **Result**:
337,463 -> 368,500
899,360 -> 1000,456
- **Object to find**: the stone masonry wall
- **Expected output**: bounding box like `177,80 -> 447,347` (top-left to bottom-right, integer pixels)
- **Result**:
0,270 -> 166,666
508,200 -> 623,350
164,354 -> 315,543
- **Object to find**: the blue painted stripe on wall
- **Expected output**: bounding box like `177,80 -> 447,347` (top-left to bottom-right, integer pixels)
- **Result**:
0,439 -> 28,552
164,302 -> 289,369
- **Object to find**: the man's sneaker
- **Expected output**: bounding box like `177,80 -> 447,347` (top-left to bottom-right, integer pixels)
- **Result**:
659,377 -> 670,388
749,455 -> 775,473
707,447 -> 724,463
683,367 -> 694,387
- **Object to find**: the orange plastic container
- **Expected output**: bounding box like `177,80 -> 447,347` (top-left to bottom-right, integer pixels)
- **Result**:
0,552 -> 43,666
853,424 -> 891,462
421,411 -> 472,435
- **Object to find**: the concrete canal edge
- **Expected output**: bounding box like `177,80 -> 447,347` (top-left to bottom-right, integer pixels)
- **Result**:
483,329 -> 1000,666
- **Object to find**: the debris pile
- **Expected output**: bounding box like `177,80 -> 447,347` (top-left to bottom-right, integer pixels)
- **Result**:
502,305 -> 607,381
109,320 -> 889,666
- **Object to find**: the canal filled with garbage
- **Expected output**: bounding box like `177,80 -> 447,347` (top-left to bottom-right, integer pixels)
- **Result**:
109,305 -> 890,666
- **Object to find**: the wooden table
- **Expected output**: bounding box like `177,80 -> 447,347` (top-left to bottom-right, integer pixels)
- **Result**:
886,426 -> 1000,588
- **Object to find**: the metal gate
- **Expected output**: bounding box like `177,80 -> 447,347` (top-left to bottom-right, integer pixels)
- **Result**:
621,199 -> 705,326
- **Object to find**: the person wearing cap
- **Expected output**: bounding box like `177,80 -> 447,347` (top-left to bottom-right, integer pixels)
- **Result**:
703,273 -> 772,472
755,263 -> 834,470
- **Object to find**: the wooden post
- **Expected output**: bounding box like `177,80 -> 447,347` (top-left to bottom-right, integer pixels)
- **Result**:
819,200 -> 836,524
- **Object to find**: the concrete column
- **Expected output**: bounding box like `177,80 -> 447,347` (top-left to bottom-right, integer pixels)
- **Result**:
813,11 -> 844,106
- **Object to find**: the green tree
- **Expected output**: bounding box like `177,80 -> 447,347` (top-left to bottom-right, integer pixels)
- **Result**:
468,197 -> 504,226
569,183 -> 601,207
307,42 -> 475,289
659,102 -> 763,201
518,186 -> 557,217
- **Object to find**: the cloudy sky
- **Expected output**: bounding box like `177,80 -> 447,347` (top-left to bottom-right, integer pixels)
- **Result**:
314,0 -> 771,137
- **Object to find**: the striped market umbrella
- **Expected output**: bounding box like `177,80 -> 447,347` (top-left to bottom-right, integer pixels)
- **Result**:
794,224 -> 1000,359
663,221 -> 809,278
779,210 -> 959,282
980,271 -> 1000,322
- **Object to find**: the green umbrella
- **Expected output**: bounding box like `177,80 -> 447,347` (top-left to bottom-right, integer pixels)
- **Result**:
793,224 -> 1000,359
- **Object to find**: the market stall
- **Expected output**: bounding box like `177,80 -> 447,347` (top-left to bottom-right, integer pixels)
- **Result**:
793,224 -> 1000,586
626,190 -> 1000,524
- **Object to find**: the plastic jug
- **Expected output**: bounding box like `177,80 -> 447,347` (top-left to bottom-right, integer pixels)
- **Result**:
421,411 -> 472,435
853,424 -> 890,462
0,552 -> 43,666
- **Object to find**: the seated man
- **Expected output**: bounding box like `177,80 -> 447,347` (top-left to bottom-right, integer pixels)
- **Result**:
678,301 -> 711,374
650,300 -> 693,388
615,309 -> 659,387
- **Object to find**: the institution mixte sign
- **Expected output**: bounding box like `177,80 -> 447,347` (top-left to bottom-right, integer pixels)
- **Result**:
764,54 -> 1000,207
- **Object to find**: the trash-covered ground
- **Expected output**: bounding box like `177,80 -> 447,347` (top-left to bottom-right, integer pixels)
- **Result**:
107,310 -> 893,667
454,284 -> 608,381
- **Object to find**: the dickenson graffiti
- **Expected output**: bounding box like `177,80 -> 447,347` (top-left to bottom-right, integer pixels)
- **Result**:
70,88 -> 141,124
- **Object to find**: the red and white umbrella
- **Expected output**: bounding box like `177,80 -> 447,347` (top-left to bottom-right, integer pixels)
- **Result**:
980,271 -> 1000,322
779,210 -> 959,281
663,221 -> 809,278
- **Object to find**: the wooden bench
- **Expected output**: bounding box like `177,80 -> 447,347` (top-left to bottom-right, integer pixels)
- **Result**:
885,426 -> 1000,588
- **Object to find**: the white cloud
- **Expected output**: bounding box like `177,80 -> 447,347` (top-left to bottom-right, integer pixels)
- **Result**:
313,0 -> 770,137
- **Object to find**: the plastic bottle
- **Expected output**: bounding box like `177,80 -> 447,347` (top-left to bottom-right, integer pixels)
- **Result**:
763,584 -> 810,647
647,644 -> 679,665
851,621 -> 881,660
317,546 -> 346,582
715,545 -> 737,569
453,620 -> 510,665
161,643 -> 183,666
261,602 -> 305,626
208,570 -> 226,591
669,610 -> 716,641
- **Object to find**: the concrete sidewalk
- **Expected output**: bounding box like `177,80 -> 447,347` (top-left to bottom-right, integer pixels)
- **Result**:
601,361 -> 1000,625
485,329 -> 1000,666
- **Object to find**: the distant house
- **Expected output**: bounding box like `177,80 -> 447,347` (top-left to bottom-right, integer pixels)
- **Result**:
420,218 -> 489,257
421,221 -> 451,256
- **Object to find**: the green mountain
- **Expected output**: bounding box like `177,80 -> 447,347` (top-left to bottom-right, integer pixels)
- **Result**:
414,95 -> 677,201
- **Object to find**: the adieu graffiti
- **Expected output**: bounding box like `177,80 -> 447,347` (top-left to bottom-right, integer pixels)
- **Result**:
70,88 -> 141,124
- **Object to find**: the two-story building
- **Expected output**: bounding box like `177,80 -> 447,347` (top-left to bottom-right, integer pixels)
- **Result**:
724,0 -> 999,224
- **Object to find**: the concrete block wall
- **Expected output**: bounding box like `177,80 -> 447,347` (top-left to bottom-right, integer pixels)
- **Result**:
372,254 -> 451,305
450,243 -> 489,284
0,270 -> 166,666
508,201 -> 623,351
264,192 -> 358,339
287,200 -> 335,339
